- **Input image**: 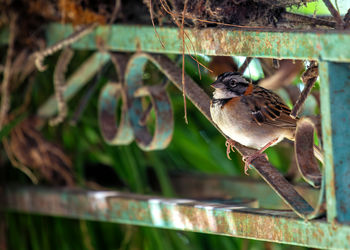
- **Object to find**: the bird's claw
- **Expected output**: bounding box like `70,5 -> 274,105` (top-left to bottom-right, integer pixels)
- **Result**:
225,139 -> 235,160
243,153 -> 268,175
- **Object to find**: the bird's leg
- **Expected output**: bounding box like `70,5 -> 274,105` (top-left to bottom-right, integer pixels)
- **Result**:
243,138 -> 279,175
225,139 -> 235,160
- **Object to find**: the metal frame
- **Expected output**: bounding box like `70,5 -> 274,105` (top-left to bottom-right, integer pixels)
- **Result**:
4,185 -> 350,249
1,23 -> 350,248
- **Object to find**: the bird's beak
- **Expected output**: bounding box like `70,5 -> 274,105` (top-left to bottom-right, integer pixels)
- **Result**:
210,80 -> 225,89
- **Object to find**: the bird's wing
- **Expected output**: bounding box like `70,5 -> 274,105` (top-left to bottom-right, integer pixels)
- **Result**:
242,86 -> 297,128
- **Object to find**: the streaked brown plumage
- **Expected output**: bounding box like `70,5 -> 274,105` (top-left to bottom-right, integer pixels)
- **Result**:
210,72 -> 321,174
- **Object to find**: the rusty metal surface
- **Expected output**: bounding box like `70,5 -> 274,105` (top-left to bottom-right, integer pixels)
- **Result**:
98,52 -> 174,150
169,173 -> 320,209
125,54 -> 173,150
98,82 -> 134,144
45,23 -> 350,62
98,53 -> 134,145
3,186 -> 350,249
319,61 -> 350,223
294,118 -> 322,188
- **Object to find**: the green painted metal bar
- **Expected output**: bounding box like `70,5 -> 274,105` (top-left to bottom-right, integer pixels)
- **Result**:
38,52 -> 110,118
319,61 -> 350,223
46,23 -> 350,62
170,174 -> 319,210
3,186 -> 350,249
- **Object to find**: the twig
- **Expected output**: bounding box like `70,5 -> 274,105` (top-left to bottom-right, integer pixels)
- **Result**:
3,138 -> 39,184
183,41 -> 211,73
159,0 -> 213,75
322,0 -> 344,28
181,0 -> 189,124
11,77 -> 35,117
34,23 -> 97,71
0,14 -> 16,130
149,0 -> 165,48
281,12 -> 336,28
49,48 -> 74,126
109,0 -> 121,24
290,61 -> 318,119
238,57 -> 252,74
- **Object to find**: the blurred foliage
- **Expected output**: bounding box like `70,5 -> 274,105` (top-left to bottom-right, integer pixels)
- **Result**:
288,0 -> 350,15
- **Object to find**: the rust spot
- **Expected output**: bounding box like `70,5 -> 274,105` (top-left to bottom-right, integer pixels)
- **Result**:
135,38 -> 141,52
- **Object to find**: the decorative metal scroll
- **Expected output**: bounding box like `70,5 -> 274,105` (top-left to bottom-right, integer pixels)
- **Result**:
98,53 -> 133,145
98,53 -> 173,150
96,52 -> 326,220
294,118 -> 326,220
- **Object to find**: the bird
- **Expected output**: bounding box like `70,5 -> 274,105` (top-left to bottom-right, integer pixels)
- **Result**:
209,72 -> 322,174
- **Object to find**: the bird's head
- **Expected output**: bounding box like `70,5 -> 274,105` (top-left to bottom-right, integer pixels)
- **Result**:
211,72 -> 250,99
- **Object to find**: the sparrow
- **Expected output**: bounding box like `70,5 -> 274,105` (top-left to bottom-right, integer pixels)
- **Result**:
210,72 -> 321,174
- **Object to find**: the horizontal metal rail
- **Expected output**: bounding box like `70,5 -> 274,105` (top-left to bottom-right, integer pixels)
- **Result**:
3,186 -> 350,249
170,174 -> 319,209
45,23 -> 350,62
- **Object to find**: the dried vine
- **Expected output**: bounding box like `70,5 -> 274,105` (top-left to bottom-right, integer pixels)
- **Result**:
49,48 -> 74,126
34,23 -> 96,71
0,14 -> 16,130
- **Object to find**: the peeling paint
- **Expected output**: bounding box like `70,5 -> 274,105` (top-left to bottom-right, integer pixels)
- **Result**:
3,186 -> 350,249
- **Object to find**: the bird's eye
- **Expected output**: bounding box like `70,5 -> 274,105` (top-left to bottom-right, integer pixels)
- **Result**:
231,83 -> 237,87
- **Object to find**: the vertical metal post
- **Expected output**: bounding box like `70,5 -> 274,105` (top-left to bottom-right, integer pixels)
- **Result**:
319,61 -> 350,223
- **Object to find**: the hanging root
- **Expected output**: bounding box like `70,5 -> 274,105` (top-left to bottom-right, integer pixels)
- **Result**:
181,0 -> 189,124
0,14 -> 16,130
49,48 -> 74,126
149,0 -> 165,48
34,23 -> 96,71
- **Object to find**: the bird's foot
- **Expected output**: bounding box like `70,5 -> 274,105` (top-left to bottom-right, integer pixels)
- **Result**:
243,153 -> 268,175
242,138 -> 278,175
225,139 -> 235,160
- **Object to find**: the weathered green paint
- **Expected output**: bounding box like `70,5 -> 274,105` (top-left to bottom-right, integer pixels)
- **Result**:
319,61 -> 350,223
38,52 -> 110,118
98,82 -> 134,145
170,174 -> 320,209
125,53 -> 173,150
3,186 -> 350,249
46,23 -> 350,62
